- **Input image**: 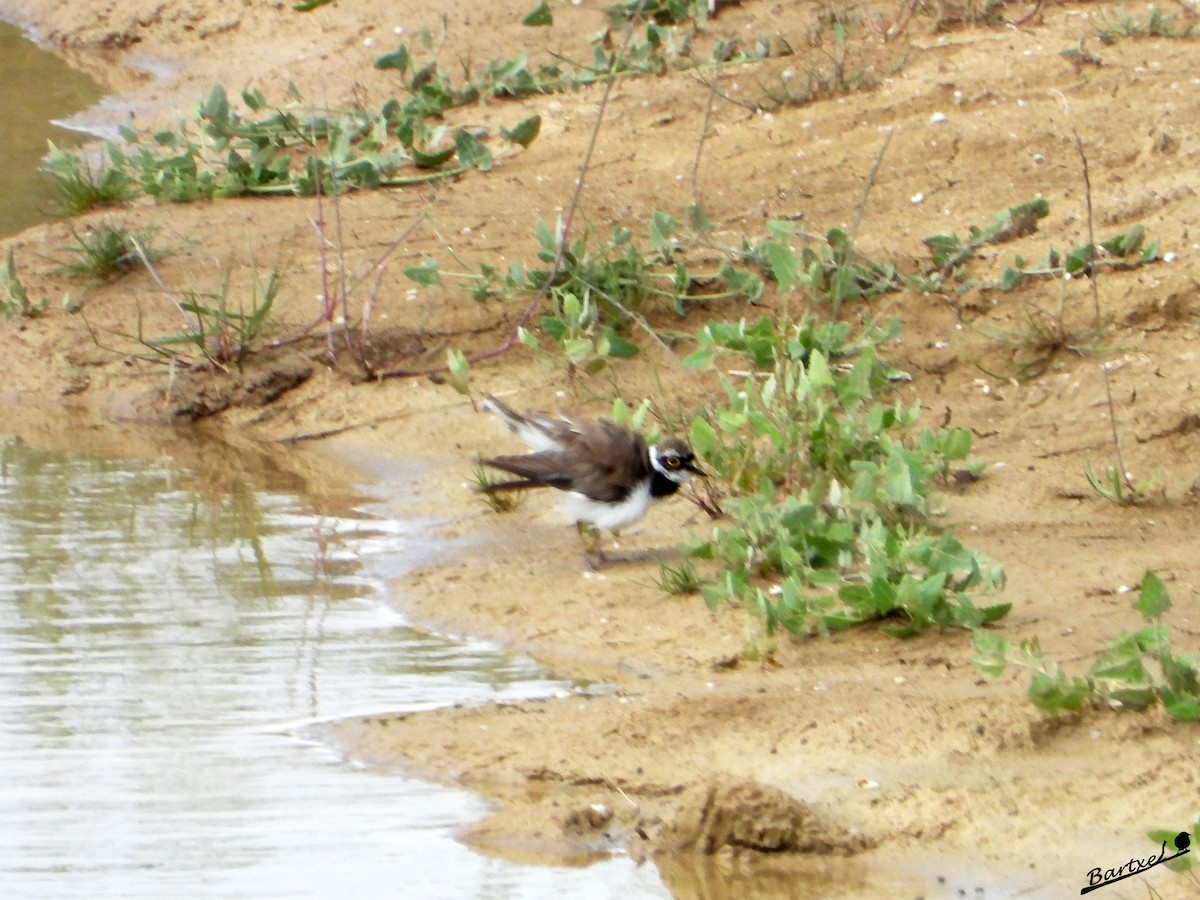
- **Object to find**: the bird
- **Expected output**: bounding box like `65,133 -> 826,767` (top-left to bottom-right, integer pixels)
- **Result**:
478,394 -> 705,564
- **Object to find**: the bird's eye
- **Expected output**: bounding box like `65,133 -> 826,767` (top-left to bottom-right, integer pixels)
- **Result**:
666,457 -> 681,467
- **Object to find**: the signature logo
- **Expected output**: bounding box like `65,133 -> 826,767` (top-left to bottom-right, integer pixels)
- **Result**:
1081,831 -> 1192,894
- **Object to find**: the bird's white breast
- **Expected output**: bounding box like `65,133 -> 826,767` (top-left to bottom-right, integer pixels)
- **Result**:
559,480 -> 653,531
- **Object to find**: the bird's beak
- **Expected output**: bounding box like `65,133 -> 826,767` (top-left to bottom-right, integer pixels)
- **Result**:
685,460 -> 707,477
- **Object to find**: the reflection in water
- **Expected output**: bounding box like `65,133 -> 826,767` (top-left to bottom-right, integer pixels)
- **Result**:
0,435 -> 668,899
0,21 -> 104,236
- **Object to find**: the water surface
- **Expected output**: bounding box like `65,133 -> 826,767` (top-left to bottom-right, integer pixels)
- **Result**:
0,432 -> 668,899
0,20 -> 104,236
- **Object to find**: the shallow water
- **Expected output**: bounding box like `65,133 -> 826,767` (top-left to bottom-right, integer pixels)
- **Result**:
0,19 -> 104,236
0,433 -> 668,899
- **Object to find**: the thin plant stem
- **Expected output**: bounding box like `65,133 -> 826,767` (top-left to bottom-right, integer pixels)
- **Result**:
849,130 -> 892,245
1074,127 -> 1133,494
691,81 -> 718,207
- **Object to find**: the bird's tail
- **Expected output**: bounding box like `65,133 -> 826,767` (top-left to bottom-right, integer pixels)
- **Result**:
480,394 -> 523,428
481,394 -> 563,452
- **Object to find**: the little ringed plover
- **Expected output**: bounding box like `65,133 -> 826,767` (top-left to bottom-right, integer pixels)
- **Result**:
478,394 -> 705,561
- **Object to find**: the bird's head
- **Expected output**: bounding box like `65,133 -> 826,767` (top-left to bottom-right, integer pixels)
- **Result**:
650,438 -> 707,484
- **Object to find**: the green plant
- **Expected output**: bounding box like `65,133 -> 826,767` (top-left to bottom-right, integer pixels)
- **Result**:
50,221 -> 163,282
1084,462 -> 1160,507
683,313 -> 1003,639
442,348 -> 472,397
756,24 -> 879,110
656,559 -> 705,595
44,84 -> 540,209
119,262 -> 282,369
996,225 -> 1161,292
922,198 -> 1049,283
42,143 -> 134,215
692,486 -> 1007,639
968,280 -> 1114,382
523,2 -> 553,27
922,204 -> 1157,295
660,200 -> 1002,642
607,0 -> 709,26
1058,40 -> 1104,70
736,220 -> 901,315
525,215 -> 768,370
924,199 -> 1160,380
972,571 -> 1200,720
1,247 -> 47,320
1093,5 -> 1196,44
375,29 -> 676,112
471,458 -> 525,513
411,214 -> 754,377
685,317 -> 955,494
377,3 -> 794,120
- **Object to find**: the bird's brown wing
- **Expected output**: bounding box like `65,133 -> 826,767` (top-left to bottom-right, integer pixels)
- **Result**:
482,451 -> 574,491
483,418 -> 648,503
554,418 -> 649,503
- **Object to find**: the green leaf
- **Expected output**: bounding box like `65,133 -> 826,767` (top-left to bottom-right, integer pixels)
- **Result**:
1161,653 -> 1200,694
454,130 -> 494,171
403,256 -> 441,286
764,241 -> 799,292
1134,570 -> 1171,620
408,145 -> 456,169
628,399 -> 650,431
1108,686 -> 1157,710
374,45 -> 411,73
806,349 -> 834,389
501,115 -> 541,148
686,203 -> 714,234
682,348 -> 715,370
1101,225 -> 1144,257
540,316 -> 566,341
649,211 -> 677,255
1090,636 -> 1151,683
447,348 -> 469,376
1028,671 -> 1089,713
941,428 -> 973,461
563,337 -> 594,362
978,602 -> 1012,625
293,0 -> 334,9
560,290 -> 581,321
766,219 -> 795,242
884,452 -> 917,506
200,84 -> 231,125
517,326 -> 539,350
602,326 -> 638,358
522,1 -> 554,26
1160,689 -> 1200,722
444,348 -> 471,396
690,417 -> 719,460
1065,244 -> 1093,275
998,267 -> 1023,291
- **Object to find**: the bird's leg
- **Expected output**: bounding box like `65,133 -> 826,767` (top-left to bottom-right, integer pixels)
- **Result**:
576,521 -> 607,569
